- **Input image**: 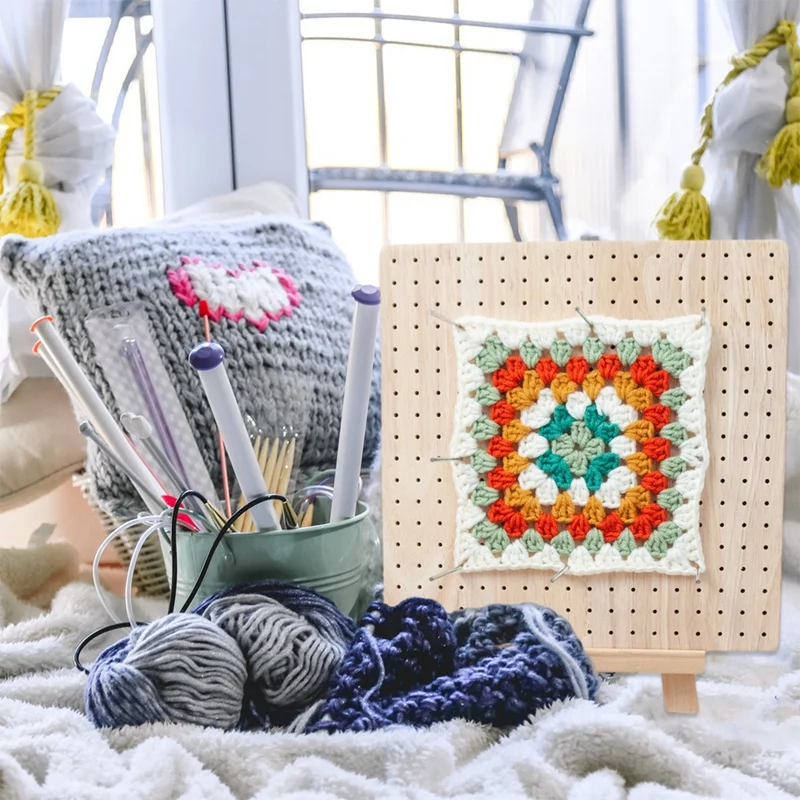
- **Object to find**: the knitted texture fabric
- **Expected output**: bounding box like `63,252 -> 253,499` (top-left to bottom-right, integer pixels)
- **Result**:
0,216 -> 381,517
451,314 -> 711,576
306,597 -> 598,733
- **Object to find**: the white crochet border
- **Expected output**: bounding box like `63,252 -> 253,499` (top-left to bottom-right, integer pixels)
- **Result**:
450,313 -> 712,576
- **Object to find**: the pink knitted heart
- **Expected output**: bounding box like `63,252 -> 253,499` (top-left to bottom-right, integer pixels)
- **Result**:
167,257 -> 301,332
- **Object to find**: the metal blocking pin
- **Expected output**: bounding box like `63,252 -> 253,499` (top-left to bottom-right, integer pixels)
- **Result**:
428,563 -> 465,582
574,307 -> 595,332
430,310 -> 464,329
550,563 -> 570,583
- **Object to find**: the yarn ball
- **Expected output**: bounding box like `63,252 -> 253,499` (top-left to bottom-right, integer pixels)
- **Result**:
307,600 -> 598,733
85,614 -> 247,729
194,582 -> 356,728
85,581 -> 356,730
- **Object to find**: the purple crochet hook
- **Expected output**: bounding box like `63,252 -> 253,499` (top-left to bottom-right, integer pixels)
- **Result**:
120,333 -> 190,488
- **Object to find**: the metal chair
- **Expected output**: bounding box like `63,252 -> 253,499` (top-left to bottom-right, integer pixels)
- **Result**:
303,1 -> 593,241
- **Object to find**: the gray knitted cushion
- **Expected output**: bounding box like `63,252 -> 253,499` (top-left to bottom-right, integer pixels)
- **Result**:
0,216 -> 380,517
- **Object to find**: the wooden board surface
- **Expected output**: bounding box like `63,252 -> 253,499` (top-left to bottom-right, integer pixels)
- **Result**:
381,240 -> 786,654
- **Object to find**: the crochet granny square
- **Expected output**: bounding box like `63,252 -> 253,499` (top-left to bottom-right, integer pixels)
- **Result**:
451,314 -> 711,576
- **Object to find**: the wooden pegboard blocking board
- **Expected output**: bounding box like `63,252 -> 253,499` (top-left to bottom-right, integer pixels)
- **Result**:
381,240 -> 786,655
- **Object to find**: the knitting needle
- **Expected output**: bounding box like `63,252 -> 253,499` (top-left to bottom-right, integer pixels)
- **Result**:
32,316 -> 163,513
32,340 -> 82,409
199,301 -> 232,518
122,413 -> 215,529
273,437 -> 296,515
120,333 -> 191,487
236,436 -> 262,532
79,421 -> 163,511
259,438 -> 288,532
300,503 -> 315,528
189,342 -> 280,531
331,285 -> 380,522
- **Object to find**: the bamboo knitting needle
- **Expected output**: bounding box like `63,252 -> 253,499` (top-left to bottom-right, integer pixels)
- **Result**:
273,438 -> 296,517
237,435 -> 262,532
300,503 -> 315,528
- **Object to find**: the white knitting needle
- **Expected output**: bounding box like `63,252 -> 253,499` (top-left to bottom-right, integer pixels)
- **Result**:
189,341 -> 280,531
330,285 -> 380,523
31,316 -> 163,512
33,340 -> 84,410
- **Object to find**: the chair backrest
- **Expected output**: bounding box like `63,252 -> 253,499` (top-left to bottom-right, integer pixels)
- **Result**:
500,0 -> 592,163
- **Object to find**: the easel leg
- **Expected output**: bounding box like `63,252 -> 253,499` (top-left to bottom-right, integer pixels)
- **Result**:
661,673 -> 699,714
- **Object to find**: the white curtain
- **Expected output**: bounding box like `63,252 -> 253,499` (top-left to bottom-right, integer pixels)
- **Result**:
708,0 -> 800,373
0,0 -> 115,402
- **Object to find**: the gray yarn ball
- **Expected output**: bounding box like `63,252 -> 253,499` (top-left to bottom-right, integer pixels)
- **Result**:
198,593 -> 348,721
85,614 -> 247,730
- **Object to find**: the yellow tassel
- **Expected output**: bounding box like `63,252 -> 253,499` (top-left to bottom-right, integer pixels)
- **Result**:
0,158 -> 60,238
757,96 -> 800,188
654,164 -> 710,241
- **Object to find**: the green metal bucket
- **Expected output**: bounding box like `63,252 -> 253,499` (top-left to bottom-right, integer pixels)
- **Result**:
159,500 -> 371,617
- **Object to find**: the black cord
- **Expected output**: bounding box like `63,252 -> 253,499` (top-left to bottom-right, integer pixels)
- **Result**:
179,493 -> 286,613
73,492 -> 284,672
168,489 -> 209,614
73,621 -> 143,674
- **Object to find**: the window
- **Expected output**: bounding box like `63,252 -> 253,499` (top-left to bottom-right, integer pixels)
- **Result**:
62,0 -> 163,226
299,0 -> 738,284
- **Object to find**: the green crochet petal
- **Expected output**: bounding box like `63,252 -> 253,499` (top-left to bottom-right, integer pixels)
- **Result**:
552,530 -> 575,556
520,341 -> 542,369
522,528 -> 544,553
471,483 -> 500,506
472,519 -> 509,553
618,337 -> 641,366
656,521 -> 682,544
661,422 -> 688,445
657,487 -> 683,513
475,335 -> 511,372
549,339 -> 572,367
582,336 -> 606,364
659,388 -> 688,410
584,528 -> 604,555
644,529 -> 670,558
474,383 -> 502,407
471,450 -> 498,474
660,456 -> 687,479
471,416 -> 500,441
614,529 -> 637,556
653,340 -> 692,377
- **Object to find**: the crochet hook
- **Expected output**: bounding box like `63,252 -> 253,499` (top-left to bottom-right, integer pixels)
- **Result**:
119,332 -> 191,488
330,285 -> 380,522
189,341 -> 280,531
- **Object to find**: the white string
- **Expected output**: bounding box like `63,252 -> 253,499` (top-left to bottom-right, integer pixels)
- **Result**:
92,514 -> 163,623
521,605 -> 590,701
125,519 -> 167,629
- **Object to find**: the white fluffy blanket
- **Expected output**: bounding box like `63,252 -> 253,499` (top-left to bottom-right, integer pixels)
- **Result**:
0,545 -> 799,799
